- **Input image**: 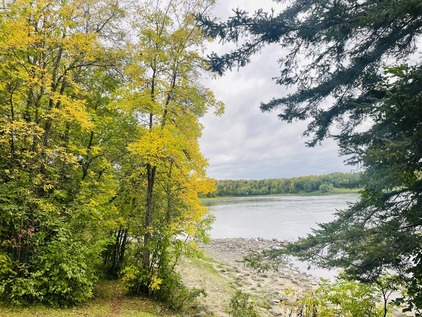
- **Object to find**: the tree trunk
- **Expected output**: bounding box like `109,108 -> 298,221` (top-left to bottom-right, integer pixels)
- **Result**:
143,163 -> 156,274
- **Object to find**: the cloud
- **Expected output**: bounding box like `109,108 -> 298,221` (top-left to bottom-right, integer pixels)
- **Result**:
199,0 -> 352,180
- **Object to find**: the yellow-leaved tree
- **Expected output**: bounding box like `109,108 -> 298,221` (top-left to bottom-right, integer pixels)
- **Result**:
0,0 -> 223,309
111,0 -> 223,306
0,0 -> 125,306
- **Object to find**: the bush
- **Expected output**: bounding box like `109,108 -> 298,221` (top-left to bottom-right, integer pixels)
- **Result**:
280,278 -> 393,317
155,270 -> 206,311
228,291 -> 260,317
0,228 -> 99,307
123,263 -> 205,312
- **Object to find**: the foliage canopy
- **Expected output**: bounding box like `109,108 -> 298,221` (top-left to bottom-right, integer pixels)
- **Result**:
198,0 -> 422,144
0,0 -> 220,307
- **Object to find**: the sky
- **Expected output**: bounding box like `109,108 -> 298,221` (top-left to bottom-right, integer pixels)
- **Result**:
198,0 -> 354,180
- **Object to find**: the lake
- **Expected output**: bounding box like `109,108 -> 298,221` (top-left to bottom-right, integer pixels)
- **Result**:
205,193 -> 358,241
204,193 -> 359,278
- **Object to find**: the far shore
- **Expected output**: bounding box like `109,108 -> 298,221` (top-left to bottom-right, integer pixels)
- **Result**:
201,188 -> 361,202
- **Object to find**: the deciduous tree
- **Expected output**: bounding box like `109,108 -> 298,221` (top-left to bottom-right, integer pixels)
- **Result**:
0,0 -> 123,305
113,0 -> 223,301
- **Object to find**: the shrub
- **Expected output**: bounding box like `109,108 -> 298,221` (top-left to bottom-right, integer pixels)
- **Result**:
228,291 -> 261,317
122,263 -> 206,312
0,228 -> 99,307
280,278 -> 394,317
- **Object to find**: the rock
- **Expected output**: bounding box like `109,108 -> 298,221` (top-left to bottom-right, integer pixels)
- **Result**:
193,238 -> 317,317
279,294 -> 290,302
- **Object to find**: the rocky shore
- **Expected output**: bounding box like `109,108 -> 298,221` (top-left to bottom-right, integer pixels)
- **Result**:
179,238 -> 411,317
179,238 -> 319,317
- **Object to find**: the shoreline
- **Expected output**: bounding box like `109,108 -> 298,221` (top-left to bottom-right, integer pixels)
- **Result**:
201,189 -> 361,202
180,238 -> 320,317
201,237 -> 319,288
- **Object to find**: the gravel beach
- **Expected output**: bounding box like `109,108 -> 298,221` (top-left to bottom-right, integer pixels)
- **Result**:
179,238 -> 319,317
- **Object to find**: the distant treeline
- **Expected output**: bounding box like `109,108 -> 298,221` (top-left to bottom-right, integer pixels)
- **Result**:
210,172 -> 362,197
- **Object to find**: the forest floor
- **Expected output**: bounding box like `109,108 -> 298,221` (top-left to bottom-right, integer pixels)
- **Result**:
0,281 -> 174,317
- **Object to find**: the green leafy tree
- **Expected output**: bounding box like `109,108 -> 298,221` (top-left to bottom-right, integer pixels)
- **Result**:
213,173 -> 359,196
197,0 -> 422,311
0,0 -> 123,306
0,0 -> 222,309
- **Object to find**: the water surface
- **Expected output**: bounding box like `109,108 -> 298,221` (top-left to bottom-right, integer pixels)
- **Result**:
206,194 -> 358,241
205,194 -> 358,278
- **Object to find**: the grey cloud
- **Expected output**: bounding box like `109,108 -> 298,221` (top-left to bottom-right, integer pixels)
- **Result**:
199,0 -> 351,180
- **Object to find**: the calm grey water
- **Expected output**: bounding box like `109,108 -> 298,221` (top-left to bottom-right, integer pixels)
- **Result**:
205,193 -> 359,279
205,194 -> 358,242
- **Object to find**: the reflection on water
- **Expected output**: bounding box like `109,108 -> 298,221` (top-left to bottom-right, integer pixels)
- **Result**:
206,194 -> 358,241
205,193 -> 359,279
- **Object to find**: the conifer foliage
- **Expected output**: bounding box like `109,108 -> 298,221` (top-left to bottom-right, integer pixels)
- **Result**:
197,0 -> 422,311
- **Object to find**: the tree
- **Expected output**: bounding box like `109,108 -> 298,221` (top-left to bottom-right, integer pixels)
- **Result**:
213,173 -> 359,196
0,0 -> 124,306
290,66 -> 422,312
112,0 -> 222,302
197,0 -> 422,311
0,0 -> 221,308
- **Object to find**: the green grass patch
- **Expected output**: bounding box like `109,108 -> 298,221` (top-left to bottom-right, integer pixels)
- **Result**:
177,253 -> 237,314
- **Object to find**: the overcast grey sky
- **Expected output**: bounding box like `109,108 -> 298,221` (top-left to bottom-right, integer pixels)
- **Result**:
199,0 -> 353,180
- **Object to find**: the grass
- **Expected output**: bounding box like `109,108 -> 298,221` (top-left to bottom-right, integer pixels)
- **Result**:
0,255 -> 234,317
0,254 -> 236,317
181,253 -> 236,293
0,281 -> 174,317
177,253 -> 236,315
